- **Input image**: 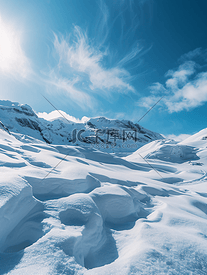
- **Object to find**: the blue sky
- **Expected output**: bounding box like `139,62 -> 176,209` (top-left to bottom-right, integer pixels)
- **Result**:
0,0 -> 207,136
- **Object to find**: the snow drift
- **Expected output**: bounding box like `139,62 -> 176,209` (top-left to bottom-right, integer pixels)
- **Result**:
0,102 -> 207,274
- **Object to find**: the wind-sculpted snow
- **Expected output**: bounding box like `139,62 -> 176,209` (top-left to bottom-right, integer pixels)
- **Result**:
0,176 -> 45,254
26,175 -> 101,201
1,125 -> 207,274
90,186 -> 146,224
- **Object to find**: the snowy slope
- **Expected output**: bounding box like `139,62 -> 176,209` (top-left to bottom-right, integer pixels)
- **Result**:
0,119 -> 207,274
0,100 -> 163,156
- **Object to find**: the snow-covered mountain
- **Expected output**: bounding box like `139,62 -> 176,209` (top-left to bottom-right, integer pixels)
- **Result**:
0,100 -> 163,156
1,100 -> 207,274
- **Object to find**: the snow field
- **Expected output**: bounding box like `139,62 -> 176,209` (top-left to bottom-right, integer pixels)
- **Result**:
0,127 -> 207,274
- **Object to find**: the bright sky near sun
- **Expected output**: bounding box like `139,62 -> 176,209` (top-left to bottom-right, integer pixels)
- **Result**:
0,0 -> 207,136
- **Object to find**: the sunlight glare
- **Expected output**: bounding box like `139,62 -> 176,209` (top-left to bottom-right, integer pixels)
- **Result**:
0,16 -> 29,77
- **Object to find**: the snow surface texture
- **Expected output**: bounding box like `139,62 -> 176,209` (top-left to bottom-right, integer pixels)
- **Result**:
0,101 -> 207,274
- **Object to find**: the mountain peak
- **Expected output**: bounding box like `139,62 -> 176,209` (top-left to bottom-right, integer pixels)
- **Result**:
0,100 -> 163,155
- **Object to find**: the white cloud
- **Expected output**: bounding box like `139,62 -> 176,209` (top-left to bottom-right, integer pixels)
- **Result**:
138,50 -> 207,113
45,18 -> 147,110
165,61 -> 196,90
179,47 -> 207,62
138,95 -> 159,109
149,82 -> 167,94
53,26 -> 135,93
165,71 -> 207,112
46,73 -> 94,110
38,110 -> 89,124
0,15 -> 31,79
166,134 -> 191,142
118,44 -> 143,67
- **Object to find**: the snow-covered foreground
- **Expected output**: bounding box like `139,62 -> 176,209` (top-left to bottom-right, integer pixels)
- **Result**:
1,127 -> 207,274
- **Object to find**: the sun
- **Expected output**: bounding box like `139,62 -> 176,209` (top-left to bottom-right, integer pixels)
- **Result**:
0,16 -> 29,77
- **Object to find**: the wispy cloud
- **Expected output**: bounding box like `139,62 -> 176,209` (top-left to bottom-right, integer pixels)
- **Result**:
138,48 -> 207,113
53,26 -> 135,93
179,47 -> 207,63
45,71 -> 94,110
118,44 -> 144,67
95,0 -> 109,46
0,15 -> 31,79
45,1 -> 152,111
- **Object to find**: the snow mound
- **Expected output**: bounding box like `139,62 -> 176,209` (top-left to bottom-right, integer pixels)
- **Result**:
26,174 -> 101,201
0,176 -> 44,253
127,139 -> 199,163
91,186 -> 145,224
58,194 -> 104,268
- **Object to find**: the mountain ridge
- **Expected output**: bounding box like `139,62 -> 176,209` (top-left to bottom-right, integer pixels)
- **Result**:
0,100 -> 163,155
